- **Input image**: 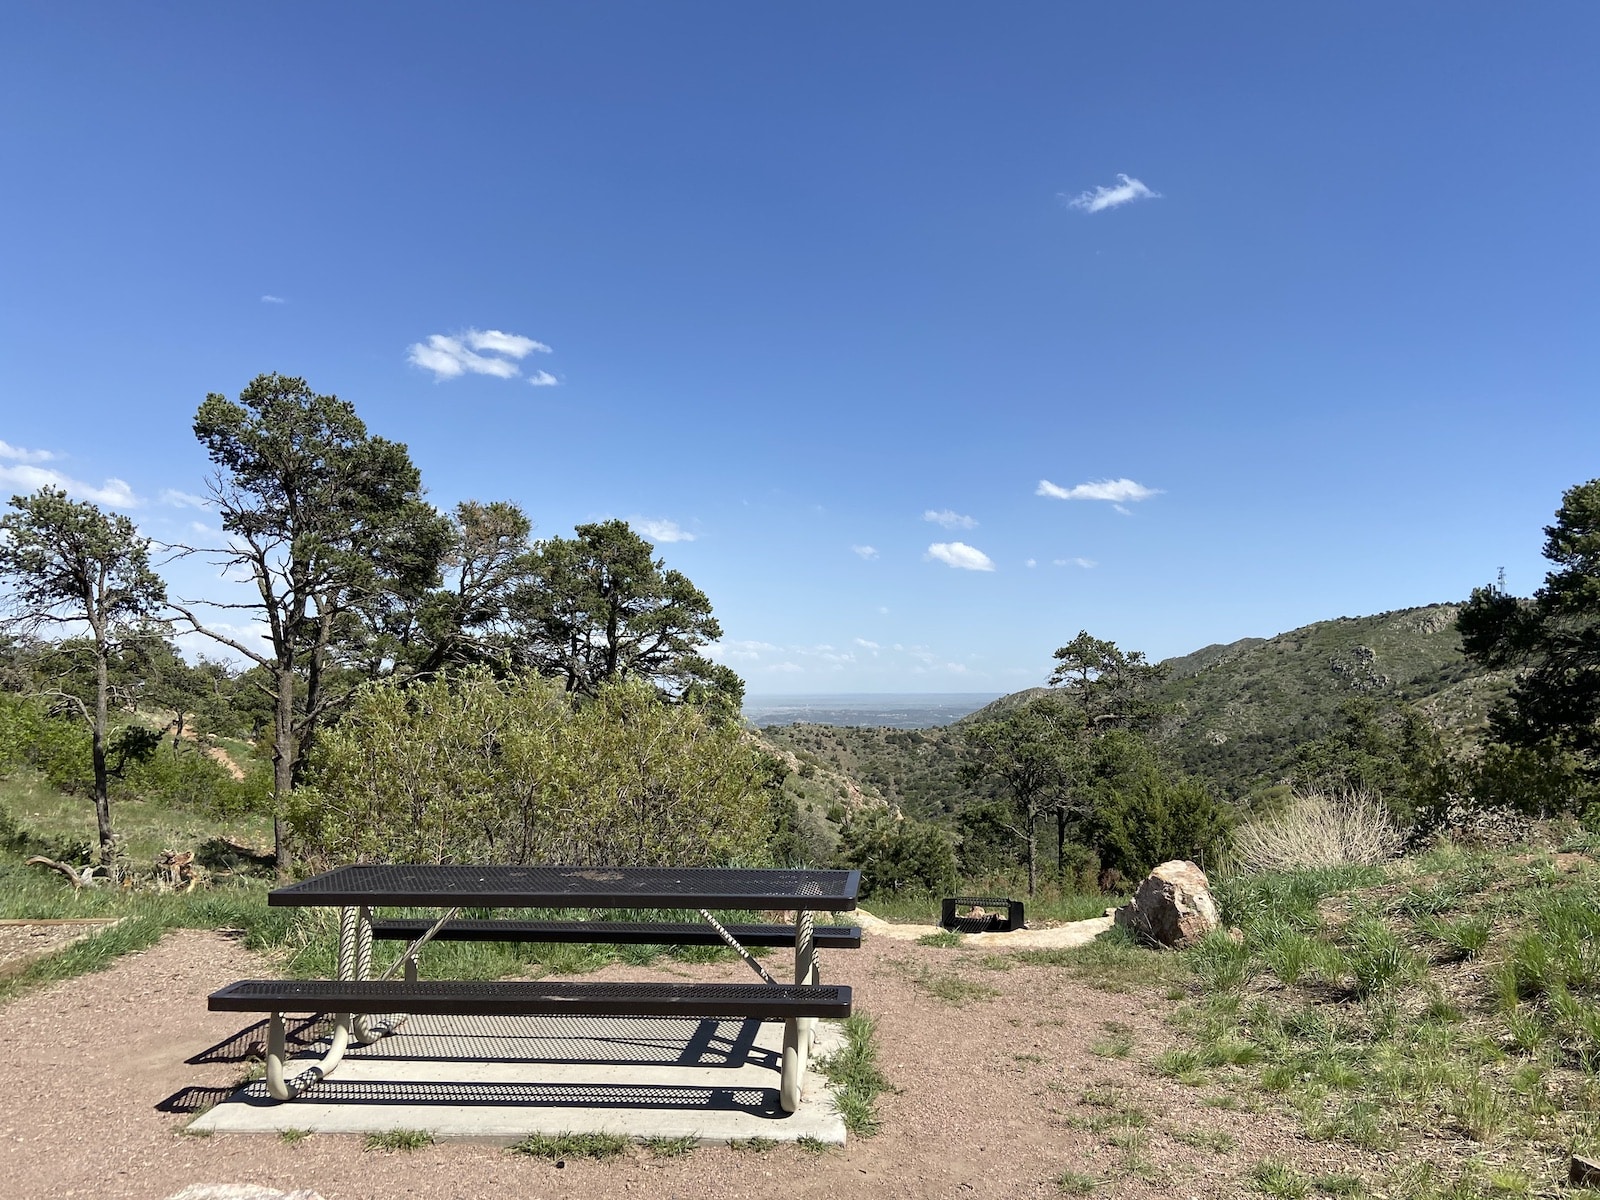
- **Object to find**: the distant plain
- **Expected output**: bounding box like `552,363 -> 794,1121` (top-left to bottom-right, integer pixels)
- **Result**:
742,693 -> 1003,729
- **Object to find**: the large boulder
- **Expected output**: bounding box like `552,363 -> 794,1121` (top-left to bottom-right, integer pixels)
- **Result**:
1113,860 -> 1221,949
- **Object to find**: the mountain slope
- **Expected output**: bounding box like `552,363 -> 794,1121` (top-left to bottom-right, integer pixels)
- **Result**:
758,602 -> 1513,821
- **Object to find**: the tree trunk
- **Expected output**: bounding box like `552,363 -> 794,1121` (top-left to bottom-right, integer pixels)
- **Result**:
272,665 -> 296,874
1026,810 -> 1037,897
92,643 -> 113,863
1056,809 -> 1067,884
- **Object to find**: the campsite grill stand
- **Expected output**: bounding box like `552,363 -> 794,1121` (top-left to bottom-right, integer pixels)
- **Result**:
940,896 -> 1025,933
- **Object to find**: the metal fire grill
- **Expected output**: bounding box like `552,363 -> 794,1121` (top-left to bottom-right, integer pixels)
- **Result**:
940,896 -> 1025,933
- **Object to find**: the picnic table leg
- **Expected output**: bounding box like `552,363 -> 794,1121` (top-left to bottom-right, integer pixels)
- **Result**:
781,908 -> 818,1113
265,1010 -> 352,1102
338,905 -> 383,1044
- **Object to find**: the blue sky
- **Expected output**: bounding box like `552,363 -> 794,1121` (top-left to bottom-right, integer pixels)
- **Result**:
2,4 -> 1596,693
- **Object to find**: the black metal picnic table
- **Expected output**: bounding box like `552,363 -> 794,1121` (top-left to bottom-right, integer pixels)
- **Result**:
226,863 -> 860,1110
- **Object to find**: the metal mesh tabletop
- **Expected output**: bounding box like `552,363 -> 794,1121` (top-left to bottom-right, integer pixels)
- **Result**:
269,864 -> 860,911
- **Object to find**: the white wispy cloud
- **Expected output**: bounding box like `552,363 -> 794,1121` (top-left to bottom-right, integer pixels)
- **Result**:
851,544 -> 879,560
1026,558 -> 1037,568
635,518 -> 694,543
1036,477 -> 1161,503
1054,557 -> 1098,568
923,508 -> 977,530
705,639 -> 779,663
260,295 -> 286,304
1062,173 -> 1161,214
926,542 -> 996,572
854,638 -> 881,652
160,488 -> 211,510
0,440 -> 56,463
0,464 -> 140,508
406,328 -> 553,382
527,370 -> 559,387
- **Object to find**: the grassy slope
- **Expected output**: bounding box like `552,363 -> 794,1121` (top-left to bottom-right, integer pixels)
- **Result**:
1153,602 -> 1509,799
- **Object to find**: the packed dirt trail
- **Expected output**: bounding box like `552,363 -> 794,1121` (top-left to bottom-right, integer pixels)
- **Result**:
0,927 -> 1325,1200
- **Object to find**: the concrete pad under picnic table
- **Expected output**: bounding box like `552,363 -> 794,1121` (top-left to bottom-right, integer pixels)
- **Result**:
189,1013 -> 847,1144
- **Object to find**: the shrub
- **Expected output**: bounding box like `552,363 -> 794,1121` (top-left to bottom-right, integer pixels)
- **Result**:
296,670 -> 776,867
834,808 -> 957,899
1230,789 -> 1403,872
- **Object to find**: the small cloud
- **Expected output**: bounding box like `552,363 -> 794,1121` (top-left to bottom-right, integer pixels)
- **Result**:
260,294 -> 286,304
923,508 -> 977,530
527,370 -> 559,387
854,638 -> 880,651
1036,477 -> 1161,503
879,606 -> 890,615
406,328 -> 552,382
0,463 -> 140,508
851,544 -> 879,560
1054,557 -> 1098,568
635,518 -> 694,543
772,661 -> 804,674
0,440 -> 55,464
926,542 -> 996,572
1062,173 -> 1160,214
1025,558 -> 1037,568
160,488 -> 211,510
466,329 -> 549,357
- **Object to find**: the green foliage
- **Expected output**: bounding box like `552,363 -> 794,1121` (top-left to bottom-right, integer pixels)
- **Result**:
1154,604 -> 1492,804
1079,731 -> 1232,877
832,807 -> 957,899
296,670 -> 774,867
818,1012 -> 891,1136
513,518 -> 738,710
185,373 -> 452,868
1458,478 -> 1600,797
0,694 -> 267,818
959,693 -> 1081,892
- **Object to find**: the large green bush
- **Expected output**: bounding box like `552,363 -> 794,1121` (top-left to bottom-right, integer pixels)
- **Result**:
834,808 -> 958,899
294,671 -> 777,867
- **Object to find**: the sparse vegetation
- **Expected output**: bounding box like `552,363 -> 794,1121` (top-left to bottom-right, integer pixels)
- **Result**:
509,1131 -> 629,1160
818,1012 -> 891,1136
364,1129 -> 434,1152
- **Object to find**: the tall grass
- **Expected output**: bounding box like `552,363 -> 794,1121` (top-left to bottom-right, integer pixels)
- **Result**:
1230,790 -> 1403,873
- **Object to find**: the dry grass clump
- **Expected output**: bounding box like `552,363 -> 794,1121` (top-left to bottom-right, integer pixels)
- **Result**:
1232,789 -> 1403,872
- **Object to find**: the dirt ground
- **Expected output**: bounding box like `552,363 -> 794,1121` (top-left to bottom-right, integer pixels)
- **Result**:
0,926 -> 1330,1200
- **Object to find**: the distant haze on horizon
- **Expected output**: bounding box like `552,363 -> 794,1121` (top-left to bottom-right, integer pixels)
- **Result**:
2,7 -> 1592,691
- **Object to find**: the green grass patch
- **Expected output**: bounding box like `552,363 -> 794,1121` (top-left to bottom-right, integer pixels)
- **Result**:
819,1012 -> 891,1136
915,930 -> 962,948
365,1129 -> 434,1152
1056,1169 -> 1099,1194
643,1135 -> 697,1157
1251,1159 -> 1310,1198
510,1131 -> 629,1160
1090,1021 -> 1134,1059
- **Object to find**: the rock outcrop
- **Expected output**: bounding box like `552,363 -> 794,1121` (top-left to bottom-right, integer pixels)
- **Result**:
1113,860 -> 1221,949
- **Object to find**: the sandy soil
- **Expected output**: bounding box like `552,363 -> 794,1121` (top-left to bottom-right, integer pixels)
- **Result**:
0,926 -> 1333,1200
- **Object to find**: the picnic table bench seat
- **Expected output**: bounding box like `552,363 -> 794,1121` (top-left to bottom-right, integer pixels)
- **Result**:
209,977 -> 853,1020
366,916 -> 862,949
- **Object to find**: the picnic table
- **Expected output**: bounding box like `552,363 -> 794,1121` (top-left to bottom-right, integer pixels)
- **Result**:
209,864 -> 860,1113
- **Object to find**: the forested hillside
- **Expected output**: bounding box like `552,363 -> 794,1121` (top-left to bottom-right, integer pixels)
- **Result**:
1151,603 -> 1510,800
760,602 -> 1512,824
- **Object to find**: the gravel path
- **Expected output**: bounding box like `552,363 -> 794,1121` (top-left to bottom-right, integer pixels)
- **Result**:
0,926 -> 1321,1200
